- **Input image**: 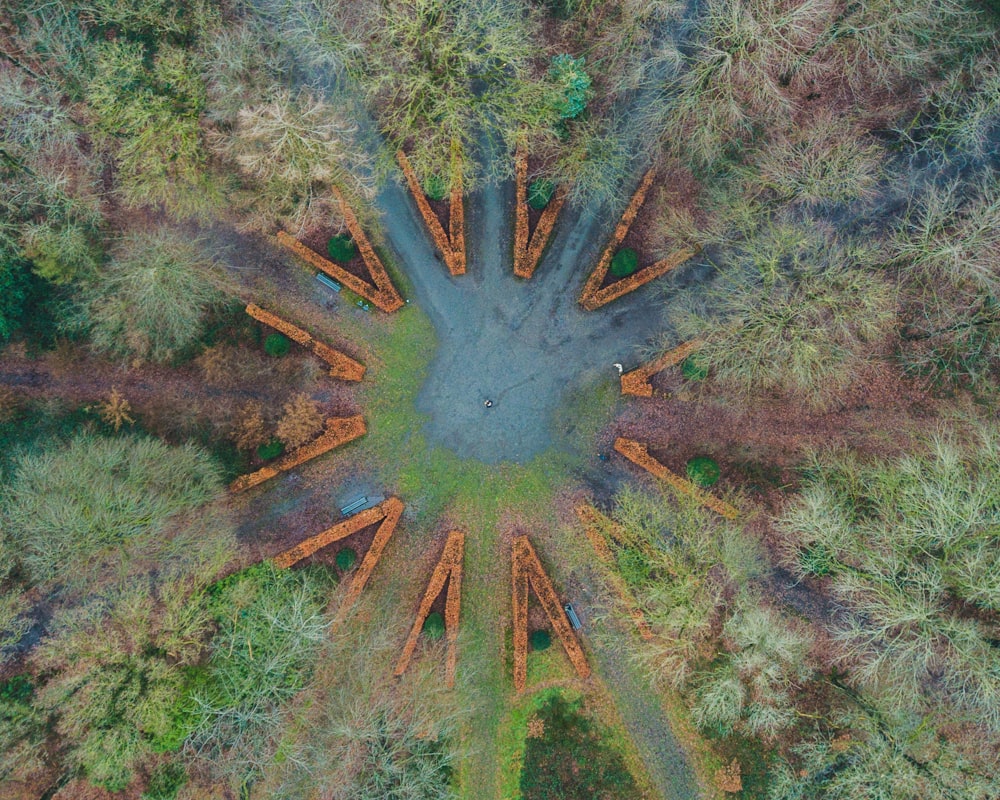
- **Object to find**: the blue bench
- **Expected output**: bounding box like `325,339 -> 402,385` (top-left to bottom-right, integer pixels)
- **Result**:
316,273 -> 342,293
340,496 -> 368,516
564,603 -> 582,630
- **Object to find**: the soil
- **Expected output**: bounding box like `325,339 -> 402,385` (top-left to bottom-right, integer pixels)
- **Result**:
612,357 -> 944,512
426,194 -> 452,234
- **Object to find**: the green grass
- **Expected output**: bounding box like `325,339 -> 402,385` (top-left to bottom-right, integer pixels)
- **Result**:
357,305 -> 583,799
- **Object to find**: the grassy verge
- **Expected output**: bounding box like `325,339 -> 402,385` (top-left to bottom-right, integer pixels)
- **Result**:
354,304 -> 703,800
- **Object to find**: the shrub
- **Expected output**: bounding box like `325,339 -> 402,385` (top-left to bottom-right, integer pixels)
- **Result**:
609,248 -> 639,278
686,457 -> 720,488
276,392 -> 324,449
335,547 -> 357,572
528,179 -> 555,210
681,354 -> 709,381
549,54 -> 592,120
423,611 -> 445,640
530,629 -> 551,651
326,234 -> 356,263
424,173 -> 448,201
264,332 -> 291,357
257,439 -> 285,461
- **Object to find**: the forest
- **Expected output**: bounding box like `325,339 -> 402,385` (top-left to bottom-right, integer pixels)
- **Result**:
0,0 -> 999,798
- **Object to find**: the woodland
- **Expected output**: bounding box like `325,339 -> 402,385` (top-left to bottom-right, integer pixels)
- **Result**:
0,0 -> 999,799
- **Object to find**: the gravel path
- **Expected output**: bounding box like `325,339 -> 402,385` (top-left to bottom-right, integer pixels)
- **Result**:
374,161 -> 669,464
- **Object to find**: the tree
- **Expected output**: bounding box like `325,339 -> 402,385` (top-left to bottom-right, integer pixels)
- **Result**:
72,227 -> 225,364
97,386 -> 135,432
260,615 -> 462,800
768,705 -> 1000,800
276,392 -> 324,449
186,562 -> 334,791
327,0 -> 555,184
230,399 -> 268,452
746,113 -> 884,209
85,40 -> 217,217
777,428 -> 1000,729
209,87 -> 370,232
0,64 -> 102,287
1,432 -> 224,589
32,585 -> 214,792
603,485 -> 762,690
889,175 -> 1000,390
692,601 -> 814,740
0,258 -> 30,343
667,219 -> 895,407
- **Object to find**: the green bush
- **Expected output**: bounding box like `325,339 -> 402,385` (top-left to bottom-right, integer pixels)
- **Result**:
528,179 -> 555,210
530,629 -> 551,651
335,547 -> 357,571
264,332 -> 290,357
686,456 -> 720,488
326,234 -> 356,263
423,611 -> 445,640
609,248 -> 639,279
423,174 -> 448,201
681,354 -> 709,381
257,440 -> 284,461
549,54 -> 592,120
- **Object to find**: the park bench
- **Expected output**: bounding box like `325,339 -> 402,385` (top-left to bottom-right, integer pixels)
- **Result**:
564,602 -> 582,630
316,273 -> 342,293
340,496 -> 368,516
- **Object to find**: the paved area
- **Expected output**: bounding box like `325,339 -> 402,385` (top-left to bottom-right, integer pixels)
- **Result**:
376,173 -> 671,463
